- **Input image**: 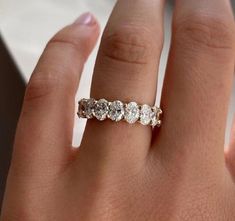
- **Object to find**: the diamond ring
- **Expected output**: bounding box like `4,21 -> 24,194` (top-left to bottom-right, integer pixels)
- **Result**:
77,98 -> 163,128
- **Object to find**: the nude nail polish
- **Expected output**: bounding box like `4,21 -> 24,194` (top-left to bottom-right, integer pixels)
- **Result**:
74,12 -> 96,25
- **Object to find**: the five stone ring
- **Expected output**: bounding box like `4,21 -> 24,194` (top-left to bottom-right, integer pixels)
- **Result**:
77,98 -> 163,128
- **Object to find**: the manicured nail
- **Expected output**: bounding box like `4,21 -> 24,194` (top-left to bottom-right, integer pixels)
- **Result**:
74,12 -> 96,25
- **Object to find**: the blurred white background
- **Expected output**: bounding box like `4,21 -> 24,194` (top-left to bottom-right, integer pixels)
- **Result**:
0,0 -> 234,146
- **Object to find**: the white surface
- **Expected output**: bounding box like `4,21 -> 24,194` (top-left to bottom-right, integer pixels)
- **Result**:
0,0 -> 234,146
0,0 -> 116,146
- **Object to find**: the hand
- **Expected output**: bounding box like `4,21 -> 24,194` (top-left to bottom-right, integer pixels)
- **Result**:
1,0 -> 235,220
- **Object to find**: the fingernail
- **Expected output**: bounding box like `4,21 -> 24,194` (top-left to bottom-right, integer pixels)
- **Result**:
74,12 -> 96,25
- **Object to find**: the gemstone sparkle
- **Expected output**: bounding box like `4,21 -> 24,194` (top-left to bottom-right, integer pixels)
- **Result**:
108,100 -> 124,122
124,102 -> 140,124
93,99 -> 109,121
140,104 -> 152,125
78,98 -> 95,119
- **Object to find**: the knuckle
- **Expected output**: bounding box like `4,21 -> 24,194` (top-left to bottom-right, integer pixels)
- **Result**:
25,70 -> 73,103
174,14 -> 235,51
25,71 -> 59,102
47,35 -> 81,58
101,25 -> 160,65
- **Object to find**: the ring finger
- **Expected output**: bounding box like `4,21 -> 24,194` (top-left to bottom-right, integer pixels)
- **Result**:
80,0 -> 165,168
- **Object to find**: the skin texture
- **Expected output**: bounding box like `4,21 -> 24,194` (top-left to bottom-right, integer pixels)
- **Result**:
1,0 -> 235,220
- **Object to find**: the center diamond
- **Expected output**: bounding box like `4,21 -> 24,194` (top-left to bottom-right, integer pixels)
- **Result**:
108,100 -> 124,122
124,102 -> 140,124
93,99 -> 109,121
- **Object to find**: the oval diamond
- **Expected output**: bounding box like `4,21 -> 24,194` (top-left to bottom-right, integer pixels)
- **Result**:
140,104 -> 152,125
86,99 -> 96,119
151,113 -> 158,127
124,102 -> 140,124
108,101 -> 124,122
151,107 -> 162,127
78,98 -> 87,118
78,98 -> 95,119
93,99 -> 109,121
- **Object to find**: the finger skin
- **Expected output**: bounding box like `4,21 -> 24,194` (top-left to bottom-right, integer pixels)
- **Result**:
153,1 -> 235,172
226,115 -> 235,179
80,0 -> 165,169
9,13 -> 100,176
1,13 -> 100,220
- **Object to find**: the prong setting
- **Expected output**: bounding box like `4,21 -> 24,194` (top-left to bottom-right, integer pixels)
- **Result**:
78,98 -> 162,128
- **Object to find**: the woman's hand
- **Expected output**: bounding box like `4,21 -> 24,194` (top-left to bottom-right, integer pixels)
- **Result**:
1,0 -> 235,220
